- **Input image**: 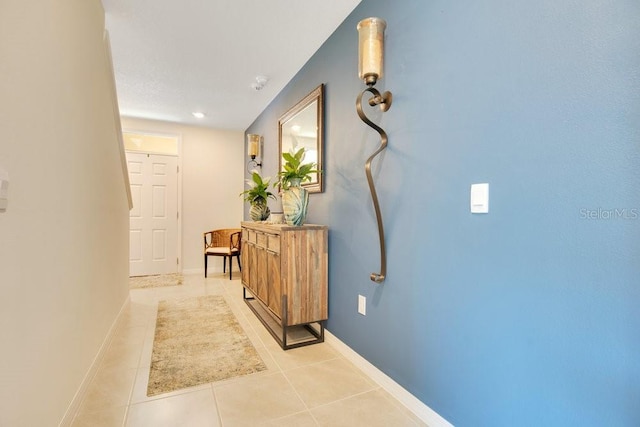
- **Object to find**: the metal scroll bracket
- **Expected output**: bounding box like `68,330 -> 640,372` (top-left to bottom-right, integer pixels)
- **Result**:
356,86 -> 392,283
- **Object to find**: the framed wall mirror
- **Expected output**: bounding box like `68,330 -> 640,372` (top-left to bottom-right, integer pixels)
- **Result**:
278,84 -> 324,193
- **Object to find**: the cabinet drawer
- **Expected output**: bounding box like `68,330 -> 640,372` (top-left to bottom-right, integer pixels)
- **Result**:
267,234 -> 280,253
256,232 -> 267,248
244,229 -> 257,244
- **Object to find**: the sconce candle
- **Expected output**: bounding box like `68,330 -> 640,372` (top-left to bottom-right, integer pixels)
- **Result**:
247,134 -> 260,159
357,17 -> 386,85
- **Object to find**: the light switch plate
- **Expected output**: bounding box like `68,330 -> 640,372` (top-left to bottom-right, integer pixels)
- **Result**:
470,183 -> 489,213
358,295 -> 366,316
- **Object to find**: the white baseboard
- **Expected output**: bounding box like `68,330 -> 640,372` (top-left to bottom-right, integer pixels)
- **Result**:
59,296 -> 131,427
324,330 -> 453,427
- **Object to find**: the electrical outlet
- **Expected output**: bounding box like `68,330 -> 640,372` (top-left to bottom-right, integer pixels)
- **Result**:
358,295 -> 366,315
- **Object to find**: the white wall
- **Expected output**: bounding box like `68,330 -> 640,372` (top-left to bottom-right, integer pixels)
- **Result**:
120,118 -> 244,273
0,0 -> 130,425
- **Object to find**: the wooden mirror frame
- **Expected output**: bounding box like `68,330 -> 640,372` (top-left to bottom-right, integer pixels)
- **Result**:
278,84 -> 324,193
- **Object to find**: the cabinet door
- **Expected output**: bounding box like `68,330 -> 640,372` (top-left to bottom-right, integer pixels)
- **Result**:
267,250 -> 281,317
248,243 -> 258,295
256,247 -> 268,303
241,240 -> 249,286
282,228 -> 328,325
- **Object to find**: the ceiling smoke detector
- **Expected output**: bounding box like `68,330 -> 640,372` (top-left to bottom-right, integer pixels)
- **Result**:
251,75 -> 268,91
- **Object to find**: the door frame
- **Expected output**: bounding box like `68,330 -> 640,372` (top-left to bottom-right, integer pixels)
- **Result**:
124,129 -> 183,272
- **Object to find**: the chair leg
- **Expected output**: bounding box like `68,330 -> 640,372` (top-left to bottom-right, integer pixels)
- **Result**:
223,257 -> 227,273
229,256 -> 233,280
237,254 -> 242,271
204,255 -> 208,278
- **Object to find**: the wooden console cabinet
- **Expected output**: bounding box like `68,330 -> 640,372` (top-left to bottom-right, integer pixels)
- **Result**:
241,222 -> 328,349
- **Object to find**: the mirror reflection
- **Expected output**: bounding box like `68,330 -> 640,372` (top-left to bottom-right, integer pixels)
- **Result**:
279,84 -> 324,193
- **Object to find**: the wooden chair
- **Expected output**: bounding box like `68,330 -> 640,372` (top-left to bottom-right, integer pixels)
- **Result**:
204,228 -> 242,279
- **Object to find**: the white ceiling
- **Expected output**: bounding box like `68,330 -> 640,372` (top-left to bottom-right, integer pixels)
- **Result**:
101,0 -> 362,130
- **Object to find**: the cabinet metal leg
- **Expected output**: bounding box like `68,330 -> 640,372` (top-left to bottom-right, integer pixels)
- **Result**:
242,287 -> 325,350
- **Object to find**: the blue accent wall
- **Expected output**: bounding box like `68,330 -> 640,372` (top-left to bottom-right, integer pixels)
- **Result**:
246,1 -> 640,425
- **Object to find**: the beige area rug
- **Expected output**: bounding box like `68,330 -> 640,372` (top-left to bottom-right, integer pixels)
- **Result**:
147,295 -> 267,396
129,273 -> 183,289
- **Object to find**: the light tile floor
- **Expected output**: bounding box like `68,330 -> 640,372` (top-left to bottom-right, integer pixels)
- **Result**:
71,273 -> 426,426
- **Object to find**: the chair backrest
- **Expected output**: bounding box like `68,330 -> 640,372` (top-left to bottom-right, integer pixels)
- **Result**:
204,228 -> 242,250
230,230 -> 241,251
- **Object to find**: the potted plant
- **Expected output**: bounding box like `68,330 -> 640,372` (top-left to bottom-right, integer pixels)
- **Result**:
277,147 -> 319,190
240,170 -> 275,221
277,148 -> 319,226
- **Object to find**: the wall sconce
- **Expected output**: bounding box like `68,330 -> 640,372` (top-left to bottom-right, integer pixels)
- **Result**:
246,133 -> 263,171
356,17 -> 392,283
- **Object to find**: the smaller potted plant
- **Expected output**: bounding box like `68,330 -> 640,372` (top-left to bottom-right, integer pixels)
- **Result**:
277,148 -> 320,226
240,170 -> 275,221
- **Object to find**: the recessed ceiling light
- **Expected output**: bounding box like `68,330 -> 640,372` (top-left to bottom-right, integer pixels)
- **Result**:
192,112 -> 205,118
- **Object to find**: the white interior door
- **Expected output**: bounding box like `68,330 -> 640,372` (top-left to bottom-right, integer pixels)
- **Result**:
127,152 -> 178,276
